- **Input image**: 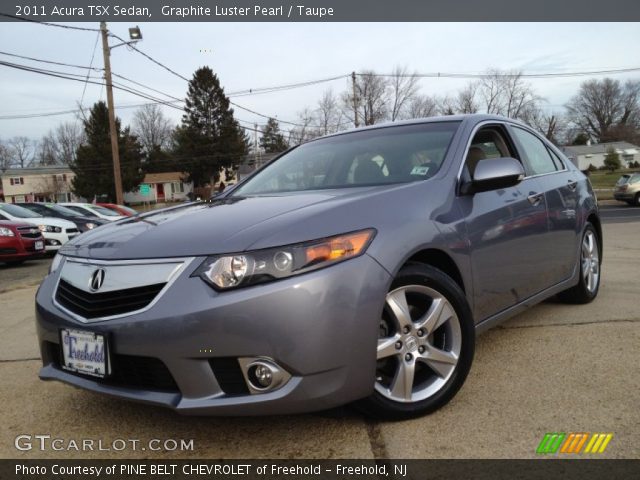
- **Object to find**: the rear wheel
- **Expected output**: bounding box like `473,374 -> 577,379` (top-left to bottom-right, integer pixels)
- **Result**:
357,264 -> 474,420
558,223 -> 600,304
634,193 -> 640,206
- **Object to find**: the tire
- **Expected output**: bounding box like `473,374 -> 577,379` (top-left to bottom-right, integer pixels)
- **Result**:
557,223 -> 601,304
356,264 -> 475,420
634,193 -> 640,207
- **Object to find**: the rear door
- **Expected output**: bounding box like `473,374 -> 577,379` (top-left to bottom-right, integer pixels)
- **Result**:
509,126 -> 579,284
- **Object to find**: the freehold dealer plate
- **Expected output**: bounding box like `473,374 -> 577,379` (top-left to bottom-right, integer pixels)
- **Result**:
60,328 -> 109,378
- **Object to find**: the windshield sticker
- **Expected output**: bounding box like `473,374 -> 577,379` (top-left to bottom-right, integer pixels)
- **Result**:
410,165 -> 430,176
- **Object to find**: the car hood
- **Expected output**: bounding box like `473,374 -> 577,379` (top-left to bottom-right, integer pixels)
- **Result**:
22,216 -> 77,229
59,186 -> 408,260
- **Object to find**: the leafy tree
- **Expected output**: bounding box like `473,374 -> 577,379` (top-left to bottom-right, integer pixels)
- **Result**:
603,147 -> 621,172
260,118 -> 288,153
173,67 -> 248,187
71,101 -> 144,201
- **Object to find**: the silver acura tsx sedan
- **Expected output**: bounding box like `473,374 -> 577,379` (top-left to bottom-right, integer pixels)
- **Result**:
36,114 -> 601,419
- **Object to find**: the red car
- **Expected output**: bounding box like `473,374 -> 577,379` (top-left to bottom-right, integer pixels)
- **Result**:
96,203 -> 138,217
0,220 -> 46,265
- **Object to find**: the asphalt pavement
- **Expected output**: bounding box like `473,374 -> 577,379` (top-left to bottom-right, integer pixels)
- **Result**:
0,221 -> 637,459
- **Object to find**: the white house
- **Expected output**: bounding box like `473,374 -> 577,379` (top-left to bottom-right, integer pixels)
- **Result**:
124,172 -> 193,204
562,141 -> 640,170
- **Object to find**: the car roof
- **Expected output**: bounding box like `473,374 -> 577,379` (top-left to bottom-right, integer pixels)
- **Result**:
310,113 -> 526,143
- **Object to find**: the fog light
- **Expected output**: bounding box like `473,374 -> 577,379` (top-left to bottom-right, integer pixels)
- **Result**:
251,364 -> 273,388
239,357 -> 291,394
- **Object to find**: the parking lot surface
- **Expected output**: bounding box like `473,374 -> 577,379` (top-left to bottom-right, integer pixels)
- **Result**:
0,220 -> 638,459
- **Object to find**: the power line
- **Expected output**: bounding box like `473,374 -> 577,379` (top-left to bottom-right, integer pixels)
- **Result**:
0,60 -> 186,112
0,12 -> 100,32
364,67 -> 640,79
0,50 -> 103,71
78,32 -> 101,120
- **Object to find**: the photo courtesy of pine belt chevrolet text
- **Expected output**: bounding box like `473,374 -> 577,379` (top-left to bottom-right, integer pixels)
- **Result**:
35,114 -> 602,419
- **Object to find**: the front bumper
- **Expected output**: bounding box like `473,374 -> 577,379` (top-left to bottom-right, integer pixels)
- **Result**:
613,191 -> 635,201
35,254 -> 391,415
43,231 -> 79,251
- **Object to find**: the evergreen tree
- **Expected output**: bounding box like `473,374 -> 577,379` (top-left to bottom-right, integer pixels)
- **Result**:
603,147 -> 621,172
71,102 -> 144,201
173,67 -> 248,187
260,118 -> 289,153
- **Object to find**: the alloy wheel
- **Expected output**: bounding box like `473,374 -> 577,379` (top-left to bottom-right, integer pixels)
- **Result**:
376,285 -> 462,403
582,230 -> 600,294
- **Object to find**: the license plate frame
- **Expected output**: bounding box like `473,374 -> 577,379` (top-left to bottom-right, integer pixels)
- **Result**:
59,328 -> 110,378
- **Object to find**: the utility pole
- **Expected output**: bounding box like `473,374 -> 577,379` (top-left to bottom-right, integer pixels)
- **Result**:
351,71 -> 359,128
100,21 -> 124,205
254,123 -> 260,168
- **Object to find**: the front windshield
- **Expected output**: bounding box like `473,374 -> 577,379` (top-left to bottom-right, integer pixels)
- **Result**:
0,203 -> 42,218
91,205 -> 121,216
48,204 -> 83,217
233,121 -> 460,196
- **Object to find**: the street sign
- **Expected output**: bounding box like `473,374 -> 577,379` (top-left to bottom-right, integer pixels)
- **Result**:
140,184 -> 150,196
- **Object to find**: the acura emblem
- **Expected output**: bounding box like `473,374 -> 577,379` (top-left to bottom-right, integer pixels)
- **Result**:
89,268 -> 106,291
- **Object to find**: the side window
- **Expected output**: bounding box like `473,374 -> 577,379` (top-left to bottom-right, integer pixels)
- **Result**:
511,127 -> 558,176
465,126 -> 517,177
546,147 -> 567,171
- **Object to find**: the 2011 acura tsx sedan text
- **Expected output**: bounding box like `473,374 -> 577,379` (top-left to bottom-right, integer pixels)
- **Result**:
36,115 -> 602,419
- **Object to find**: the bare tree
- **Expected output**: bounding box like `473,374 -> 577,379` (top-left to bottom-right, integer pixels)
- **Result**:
55,121 -> 84,164
288,108 -> 318,146
405,95 -> 439,119
438,95 -> 457,116
8,136 -> 34,167
37,133 -> 59,166
343,71 -> 389,126
566,78 -> 640,143
520,106 -> 566,145
132,104 -> 174,152
456,83 -> 479,114
314,89 -> 343,135
388,66 -> 420,121
0,139 -> 13,173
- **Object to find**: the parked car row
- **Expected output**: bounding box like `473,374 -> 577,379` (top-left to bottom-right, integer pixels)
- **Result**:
0,202 -> 137,265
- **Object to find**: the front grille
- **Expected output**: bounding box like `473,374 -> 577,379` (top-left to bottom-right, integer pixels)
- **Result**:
17,226 -> 40,239
45,341 -> 179,392
209,358 -> 250,395
66,228 -> 79,234
55,279 -> 165,319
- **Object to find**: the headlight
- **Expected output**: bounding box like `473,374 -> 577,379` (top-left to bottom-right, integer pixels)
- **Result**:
85,222 -> 97,230
38,225 -> 62,233
49,253 -> 64,273
194,229 -> 376,290
0,227 -> 15,237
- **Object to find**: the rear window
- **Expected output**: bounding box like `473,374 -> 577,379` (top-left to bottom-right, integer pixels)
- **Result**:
233,122 -> 461,195
616,175 -> 631,185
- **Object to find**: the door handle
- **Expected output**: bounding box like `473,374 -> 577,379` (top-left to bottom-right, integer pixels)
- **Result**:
528,192 -> 543,206
567,179 -> 578,191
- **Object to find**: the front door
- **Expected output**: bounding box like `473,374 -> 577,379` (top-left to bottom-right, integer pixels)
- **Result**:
459,124 -> 551,322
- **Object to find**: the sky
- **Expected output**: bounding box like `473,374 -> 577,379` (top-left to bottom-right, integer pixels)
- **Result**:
1,22 -> 639,141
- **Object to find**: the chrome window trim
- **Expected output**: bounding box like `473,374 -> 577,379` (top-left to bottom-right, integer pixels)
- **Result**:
456,120 -> 569,193
52,256 -> 196,324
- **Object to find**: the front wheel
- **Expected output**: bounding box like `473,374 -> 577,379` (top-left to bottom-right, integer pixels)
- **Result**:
557,223 -> 601,304
356,264 -> 475,420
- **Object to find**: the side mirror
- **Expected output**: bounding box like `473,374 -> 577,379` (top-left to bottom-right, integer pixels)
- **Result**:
461,157 -> 525,195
